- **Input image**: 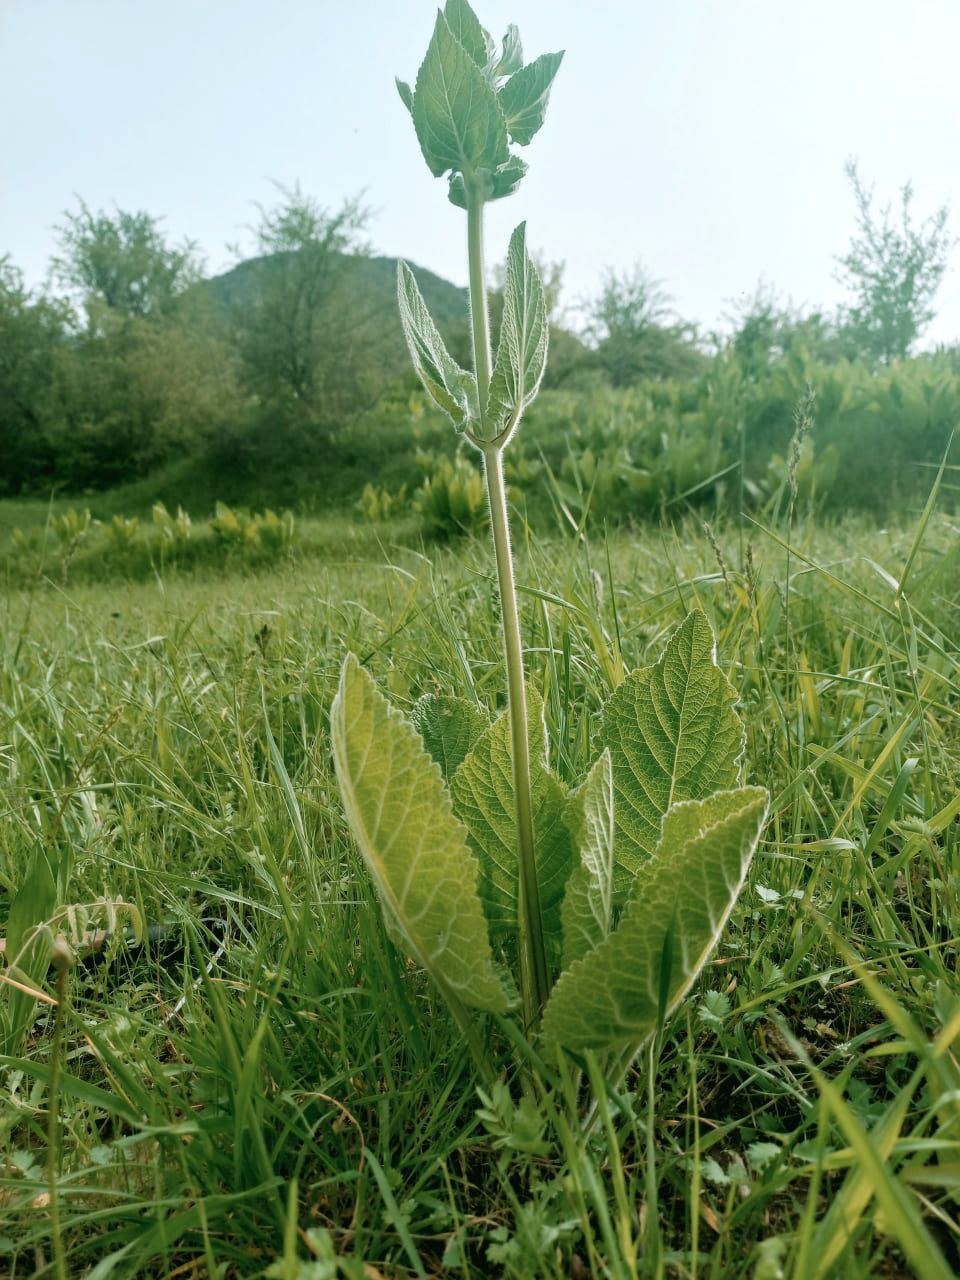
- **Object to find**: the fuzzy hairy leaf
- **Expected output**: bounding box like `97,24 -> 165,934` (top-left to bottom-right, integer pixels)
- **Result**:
447,155 -> 528,209
397,260 -> 477,429
561,749 -> 616,969
442,0 -> 489,70
410,693 -> 489,781
542,787 -> 768,1051
451,690 -> 573,950
495,25 -> 523,77
331,655 -> 510,1014
412,12 -> 508,178
395,78 -> 414,114
486,222 -> 548,438
600,610 -> 745,880
498,51 -> 564,145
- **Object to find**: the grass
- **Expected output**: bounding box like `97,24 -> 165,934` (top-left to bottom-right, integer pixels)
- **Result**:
0,496 -> 958,1278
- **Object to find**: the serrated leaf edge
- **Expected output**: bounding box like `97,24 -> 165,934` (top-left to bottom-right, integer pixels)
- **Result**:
542,786 -> 769,1050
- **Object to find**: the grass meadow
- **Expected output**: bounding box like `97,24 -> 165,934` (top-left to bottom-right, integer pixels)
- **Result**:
1,497 -> 958,1278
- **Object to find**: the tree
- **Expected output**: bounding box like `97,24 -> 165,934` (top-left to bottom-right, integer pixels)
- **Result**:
48,203 -> 237,488
232,185 -> 388,430
725,283 -> 847,371
50,312 -> 241,489
836,160 -> 952,365
584,263 -> 705,384
52,201 -> 203,327
0,258 -> 72,492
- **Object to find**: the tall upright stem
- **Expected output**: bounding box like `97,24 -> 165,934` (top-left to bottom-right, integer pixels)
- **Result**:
483,446 -> 550,1022
466,187 -> 493,429
465,181 -> 550,1024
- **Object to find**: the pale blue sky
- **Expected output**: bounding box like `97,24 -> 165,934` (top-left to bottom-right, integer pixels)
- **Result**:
2,0 -> 958,343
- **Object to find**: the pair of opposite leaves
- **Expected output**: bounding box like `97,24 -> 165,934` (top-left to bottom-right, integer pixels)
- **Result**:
330,610 -> 768,1053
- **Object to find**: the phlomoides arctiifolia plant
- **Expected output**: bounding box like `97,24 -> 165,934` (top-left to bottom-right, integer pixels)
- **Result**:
330,1 -> 769,1096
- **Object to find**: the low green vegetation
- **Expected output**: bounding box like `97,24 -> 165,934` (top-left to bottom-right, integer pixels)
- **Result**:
2,4 -> 959,1278
1,504 -> 958,1277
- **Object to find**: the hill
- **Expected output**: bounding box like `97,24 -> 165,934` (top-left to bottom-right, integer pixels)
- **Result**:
202,250 -> 471,342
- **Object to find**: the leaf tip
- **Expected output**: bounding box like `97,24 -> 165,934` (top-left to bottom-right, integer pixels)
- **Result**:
395,77 -> 414,114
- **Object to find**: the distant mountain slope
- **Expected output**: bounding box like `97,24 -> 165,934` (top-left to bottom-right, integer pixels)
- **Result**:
199,249 -> 586,389
203,251 -> 470,332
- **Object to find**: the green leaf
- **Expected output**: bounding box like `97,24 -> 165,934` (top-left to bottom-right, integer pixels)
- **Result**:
486,222 -> 548,438
0,1056 -> 142,1128
397,260 -> 477,429
451,690 -> 573,951
495,26 -> 524,77
6,847 -> 56,964
542,787 -> 768,1051
2,847 -> 57,1053
330,654 -> 510,1014
442,0 -> 489,70
600,610 -> 745,881
447,156 -> 528,209
561,749 -> 616,969
498,51 -> 564,146
410,693 -> 489,781
412,12 -> 509,178
396,78 -> 414,114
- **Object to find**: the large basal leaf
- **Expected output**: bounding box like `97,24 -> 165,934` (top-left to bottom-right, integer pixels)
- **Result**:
600,610 -> 745,880
560,749 -> 616,970
486,222 -> 548,439
330,655 -> 510,1014
542,787 -> 769,1052
410,693 -> 489,781
497,51 -> 564,145
451,690 -> 573,951
397,260 -> 477,429
412,12 -> 508,178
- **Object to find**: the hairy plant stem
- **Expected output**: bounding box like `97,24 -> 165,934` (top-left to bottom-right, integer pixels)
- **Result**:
465,180 -> 550,1025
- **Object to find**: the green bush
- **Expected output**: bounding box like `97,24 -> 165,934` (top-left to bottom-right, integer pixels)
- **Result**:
98,514 -> 140,552
415,455 -> 487,538
357,482 -> 409,522
256,508 -> 295,554
209,502 -> 296,556
152,500 -> 192,547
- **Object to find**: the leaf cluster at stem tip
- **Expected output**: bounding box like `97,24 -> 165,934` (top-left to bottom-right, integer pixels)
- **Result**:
396,0 -> 563,210
395,3 -> 559,448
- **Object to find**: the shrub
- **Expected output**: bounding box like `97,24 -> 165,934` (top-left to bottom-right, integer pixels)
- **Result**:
209,502 -> 295,556
152,501 -> 192,546
415,456 -> 487,538
98,514 -> 140,552
357,482 -> 409,522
